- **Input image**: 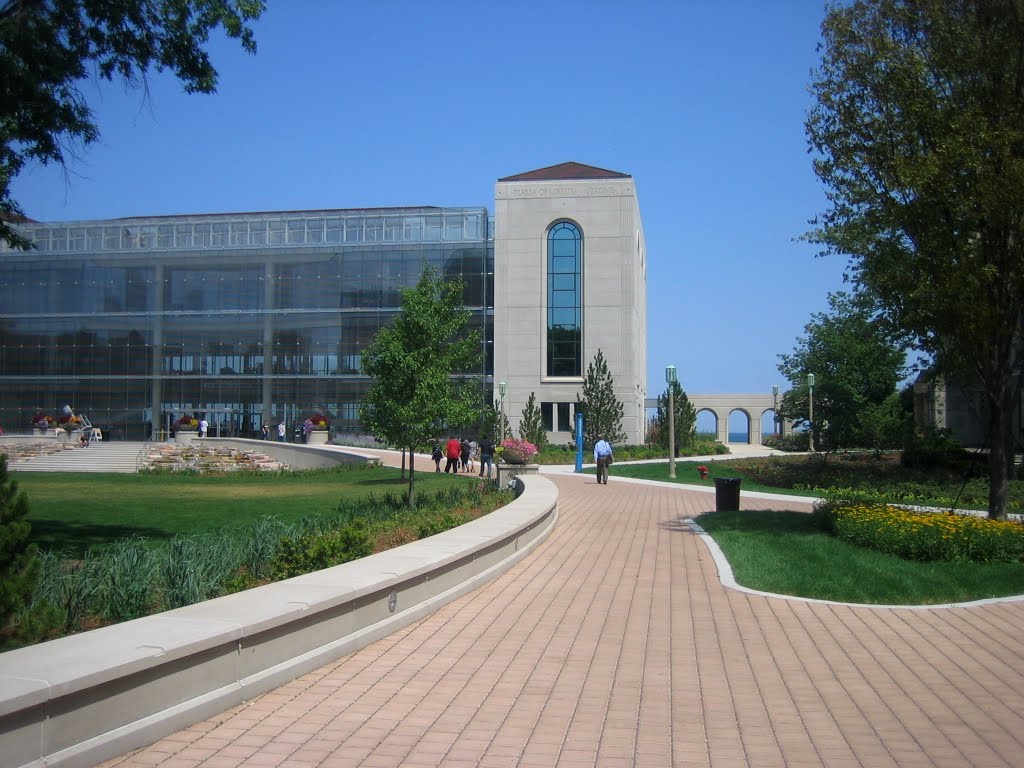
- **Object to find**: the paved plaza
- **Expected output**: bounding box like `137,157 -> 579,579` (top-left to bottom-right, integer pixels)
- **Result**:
93,455 -> 1024,768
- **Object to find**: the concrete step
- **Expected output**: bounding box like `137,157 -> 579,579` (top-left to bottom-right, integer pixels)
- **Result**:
8,442 -> 150,473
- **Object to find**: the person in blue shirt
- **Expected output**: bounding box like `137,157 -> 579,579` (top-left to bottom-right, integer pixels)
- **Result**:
594,435 -> 613,484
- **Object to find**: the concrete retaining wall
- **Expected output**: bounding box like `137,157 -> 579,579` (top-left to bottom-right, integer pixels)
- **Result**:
0,474 -> 558,768
201,437 -> 382,470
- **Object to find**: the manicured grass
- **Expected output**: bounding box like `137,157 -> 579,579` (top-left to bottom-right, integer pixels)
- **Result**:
695,510 -> 1024,604
596,459 -> 820,496
535,441 -> 726,464
609,453 -> 1024,512
11,466 -> 478,554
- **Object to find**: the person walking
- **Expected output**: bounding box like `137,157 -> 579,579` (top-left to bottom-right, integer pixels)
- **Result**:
468,439 -> 478,473
277,420 -> 286,442
478,435 -> 495,479
444,436 -> 462,473
199,417 -> 208,438
594,434 -> 614,484
261,423 -> 270,440
431,440 -> 443,472
460,438 -> 470,473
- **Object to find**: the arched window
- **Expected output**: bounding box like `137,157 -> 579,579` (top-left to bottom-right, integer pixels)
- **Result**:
547,221 -> 582,377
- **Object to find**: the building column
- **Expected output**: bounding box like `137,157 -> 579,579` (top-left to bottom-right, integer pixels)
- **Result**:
262,261 -> 275,423
149,263 -> 164,439
717,409 -> 729,444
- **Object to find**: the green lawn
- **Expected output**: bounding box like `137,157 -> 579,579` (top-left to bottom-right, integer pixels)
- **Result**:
696,510 -> 1024,604
608,453 -> 1024,512
603,459 -> 821,496
11,466 -> 476,554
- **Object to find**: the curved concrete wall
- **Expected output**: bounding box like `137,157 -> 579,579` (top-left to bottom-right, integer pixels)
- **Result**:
0,475 -> 558,768
201,437 -> 382,470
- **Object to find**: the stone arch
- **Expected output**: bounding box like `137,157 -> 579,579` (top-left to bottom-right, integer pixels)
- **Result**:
761,408 -> 779,440
647,393 -> 792,446
728,409 -> 751,444
696,408 -> 718,439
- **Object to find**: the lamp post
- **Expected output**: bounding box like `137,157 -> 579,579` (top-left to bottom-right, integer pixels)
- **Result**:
666,365 -> 677,479
772,384 -> 779,439
807,374 -> 815,452
498,381 -> 507,441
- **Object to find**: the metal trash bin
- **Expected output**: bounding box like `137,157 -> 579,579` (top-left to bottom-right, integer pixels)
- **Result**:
714,477 -> 742,512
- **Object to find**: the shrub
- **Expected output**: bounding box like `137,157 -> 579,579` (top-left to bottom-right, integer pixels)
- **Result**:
762,432 -> 810,452
270,521 -> 373,581
817,498 -> 1024,563
901,426 -> 969,470
0,455 -> 40,638
417,512 -> 472,539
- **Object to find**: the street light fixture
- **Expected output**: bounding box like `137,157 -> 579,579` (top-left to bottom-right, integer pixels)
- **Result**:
666,365 -> 677,479
772,384 -> 779,439
807,374 -> 815,452
498,381 -> 507,441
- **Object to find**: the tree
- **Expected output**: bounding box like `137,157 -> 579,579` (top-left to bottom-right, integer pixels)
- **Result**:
857,389 -> 914,458
0,0 -> 265,249
518,392 -> 547,449
649,380 -> 697,455
573,349 -> 626,449
807,0 -> 1024,516
777,292 -> 908,450
479,399 -> 508,444
0,455 -> 40,638
360,269 -> 482,505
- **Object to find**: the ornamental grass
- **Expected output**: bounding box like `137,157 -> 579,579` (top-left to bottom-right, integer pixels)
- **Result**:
815,499 -> 1024,563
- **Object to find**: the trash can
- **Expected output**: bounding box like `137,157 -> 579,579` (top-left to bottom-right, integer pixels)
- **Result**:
714,477 -> 742,512
293,425 -> 304,443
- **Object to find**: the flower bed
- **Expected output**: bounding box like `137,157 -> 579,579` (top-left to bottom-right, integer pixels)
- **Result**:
498,439 -> 537,465
815,499 -> 1024,563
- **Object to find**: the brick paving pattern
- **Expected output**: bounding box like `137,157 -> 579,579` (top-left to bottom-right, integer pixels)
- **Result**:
99,467 -> 1024,767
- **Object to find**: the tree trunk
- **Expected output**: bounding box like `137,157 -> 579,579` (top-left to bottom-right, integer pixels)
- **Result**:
407,445 -> 416,508
400,448 -> 407,480
987,383 -> 1015,519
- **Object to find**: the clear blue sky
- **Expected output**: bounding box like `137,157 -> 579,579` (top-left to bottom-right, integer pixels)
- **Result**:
11,0 -> 847,396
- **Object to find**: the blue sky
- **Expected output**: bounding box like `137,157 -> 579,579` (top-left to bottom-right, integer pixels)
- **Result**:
11,0 -> 847,396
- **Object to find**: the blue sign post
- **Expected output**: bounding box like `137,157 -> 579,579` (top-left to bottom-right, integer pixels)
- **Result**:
574,412 -> 585,473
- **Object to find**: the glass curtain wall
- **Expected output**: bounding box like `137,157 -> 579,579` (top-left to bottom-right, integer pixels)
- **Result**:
0,208 -> 493,439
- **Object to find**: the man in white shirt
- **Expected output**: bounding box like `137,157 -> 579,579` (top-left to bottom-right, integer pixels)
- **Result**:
199,418 -> 208,438
593,435 -> 613,484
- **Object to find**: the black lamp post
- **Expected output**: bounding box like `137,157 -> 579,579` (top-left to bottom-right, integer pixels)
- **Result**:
772,384 -> 779,438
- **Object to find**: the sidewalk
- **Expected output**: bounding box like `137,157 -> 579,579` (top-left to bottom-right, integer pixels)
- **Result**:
99,454 -> 1024,767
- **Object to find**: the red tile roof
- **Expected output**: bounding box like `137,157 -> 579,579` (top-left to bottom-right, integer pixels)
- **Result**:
498,161 -> 631,182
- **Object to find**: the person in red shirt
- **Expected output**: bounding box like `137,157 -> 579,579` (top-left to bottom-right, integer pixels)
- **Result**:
445,436 -> 462,473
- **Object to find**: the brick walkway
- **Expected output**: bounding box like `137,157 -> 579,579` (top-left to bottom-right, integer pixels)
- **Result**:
99,466 -> 1024,768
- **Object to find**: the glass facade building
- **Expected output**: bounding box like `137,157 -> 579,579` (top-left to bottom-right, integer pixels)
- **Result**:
0,207 -> 494,439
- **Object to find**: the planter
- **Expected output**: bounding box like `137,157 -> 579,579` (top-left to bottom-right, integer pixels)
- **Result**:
496,463 -> 540,487
306,430 -> 330,445
175,430 -> 198,444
